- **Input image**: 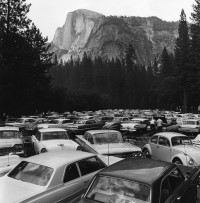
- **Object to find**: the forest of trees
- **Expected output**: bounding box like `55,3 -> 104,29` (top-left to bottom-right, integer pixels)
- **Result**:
1,0 -> 200,116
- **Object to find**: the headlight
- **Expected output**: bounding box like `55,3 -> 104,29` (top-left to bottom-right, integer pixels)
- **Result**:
132,151 -> 143,158
188,158 -> 194,165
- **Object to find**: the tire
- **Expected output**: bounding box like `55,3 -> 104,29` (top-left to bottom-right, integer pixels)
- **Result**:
41,148 -> 47,153
173,158 -> 183,165
142,148 -> 151,158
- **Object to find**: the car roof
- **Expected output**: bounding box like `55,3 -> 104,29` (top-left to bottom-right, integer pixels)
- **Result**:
86,130 -> 119,134
55,118 -> 70,121
24,151 -> 95,168
38,128 -> 66,132
98,158 -> 175,186
153,132 -> 186,139
0,126 -> 19,131
131,118 -> 148,121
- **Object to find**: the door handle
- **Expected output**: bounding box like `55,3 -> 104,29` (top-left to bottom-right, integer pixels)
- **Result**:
83,180 -> 89,184
157,146 -> 159,148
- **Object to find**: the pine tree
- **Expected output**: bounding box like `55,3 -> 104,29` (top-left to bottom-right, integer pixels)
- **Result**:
175,9 -> 190,112
189,0 -> 200,108
160,47 -> 174,78
0,0 -> 52,114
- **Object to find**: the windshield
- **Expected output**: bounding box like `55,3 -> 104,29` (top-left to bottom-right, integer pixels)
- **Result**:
0,131 -> 19,139
171,136 -> 192,146
86,175 -> 150,203
15,118 -> 23,123
42,131 -> 68,140
47,120 -> 59,124
93,132 -> 123,144
76,120 -> 86,124
8,161 -> 53,186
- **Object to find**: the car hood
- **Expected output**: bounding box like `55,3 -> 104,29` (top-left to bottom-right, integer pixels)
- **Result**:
41,139 -> 79,151
92,143 -> 141,154
0,176 -> 44,203
173,145 -> 200,164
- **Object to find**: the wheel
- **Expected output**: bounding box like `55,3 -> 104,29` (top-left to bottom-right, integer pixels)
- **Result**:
40,148 -> 47,153
142,148 -> 151,158
173,158 -> 183,165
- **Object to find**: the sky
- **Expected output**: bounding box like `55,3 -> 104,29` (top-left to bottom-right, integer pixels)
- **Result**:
26,0 -> 195,42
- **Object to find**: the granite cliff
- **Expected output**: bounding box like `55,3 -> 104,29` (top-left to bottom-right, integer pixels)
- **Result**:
50,9 -> 179,64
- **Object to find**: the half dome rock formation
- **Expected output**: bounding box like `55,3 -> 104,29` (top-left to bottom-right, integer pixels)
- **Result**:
52,9 -> 103,61
50,9 -> 178,64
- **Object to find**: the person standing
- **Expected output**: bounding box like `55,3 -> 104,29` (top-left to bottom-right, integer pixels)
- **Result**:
150,117 -> 156,133
157,118 -> 163,132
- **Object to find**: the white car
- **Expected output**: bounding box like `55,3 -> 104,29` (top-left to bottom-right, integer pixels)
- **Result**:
0,126 -> 23,154
120,118 -> 149,133
178,118 -> 200,133
0,151 -> 107,203
32,128 -> 80,153
76,130 -> 142,158
5,117 -> 36,128
142,132 -> 200,166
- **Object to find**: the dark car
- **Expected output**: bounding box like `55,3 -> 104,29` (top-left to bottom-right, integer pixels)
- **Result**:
78,158 -> 200,203
102,121 -> 122,131
65,119 -> 104,135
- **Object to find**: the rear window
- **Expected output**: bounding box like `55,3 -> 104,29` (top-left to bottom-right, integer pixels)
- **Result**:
86,175 -> 150,203
8,161 -> 53,186
41,131 -> 68,140
0,131 -> 19,139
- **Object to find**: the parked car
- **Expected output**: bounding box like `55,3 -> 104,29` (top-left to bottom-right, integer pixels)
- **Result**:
178,118 -> 200,135
142,132 -> 200,166
79,158 -> 200,203
0,126 -> 23,155
120,118 -> 150,134
0,150 -> 107,203
102,121 -> 122,131
4,117 -> 18,124
66,119 -> 104,135
31,128 -> 80,154
75,130 -> 142,158
5,118 -> 36,131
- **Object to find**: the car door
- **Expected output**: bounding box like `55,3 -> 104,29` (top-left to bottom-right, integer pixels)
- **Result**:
156,136 -> 171,162
33,163 -> 84,203
57,163 -> 84,203
164,167 -> 199,203
149,135 -> 159,159
32,131 -> 42,153
77,156 -> 106,191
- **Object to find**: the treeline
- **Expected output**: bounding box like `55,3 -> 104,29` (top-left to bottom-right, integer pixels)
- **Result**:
50,46 -> 178,111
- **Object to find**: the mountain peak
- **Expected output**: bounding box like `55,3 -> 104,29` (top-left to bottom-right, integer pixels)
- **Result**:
70,9 -> 104,18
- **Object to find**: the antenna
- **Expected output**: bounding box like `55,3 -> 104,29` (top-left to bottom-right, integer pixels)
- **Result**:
108,130 -> 109,166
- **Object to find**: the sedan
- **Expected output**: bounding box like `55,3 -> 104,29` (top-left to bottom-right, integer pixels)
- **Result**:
0,150 -> 107,203
75,130 -> 142,159
78,158 -> 200,203
31,128 -> 80,153
143,132 -> 200,166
